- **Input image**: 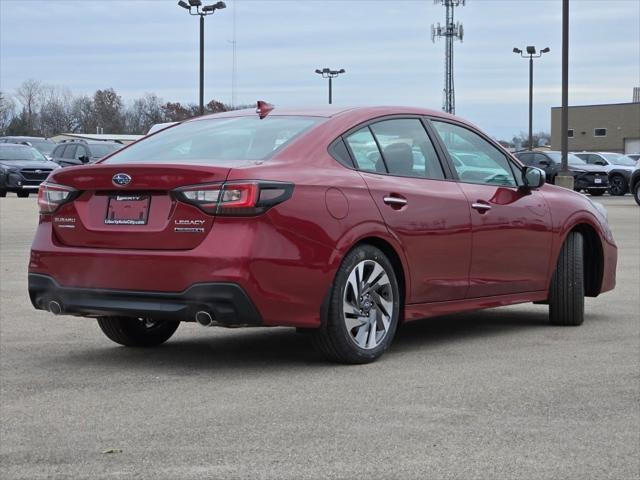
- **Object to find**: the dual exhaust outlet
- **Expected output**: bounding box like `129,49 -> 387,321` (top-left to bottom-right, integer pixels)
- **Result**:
45,299 -> 215,327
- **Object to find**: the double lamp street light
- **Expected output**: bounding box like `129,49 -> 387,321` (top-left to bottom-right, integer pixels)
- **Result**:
513,45 -> 550,151
178,0 -> 226,116
315,68 -> 346,105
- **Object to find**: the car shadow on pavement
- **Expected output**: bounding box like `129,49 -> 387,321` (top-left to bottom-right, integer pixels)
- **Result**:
56,307 -> 551,371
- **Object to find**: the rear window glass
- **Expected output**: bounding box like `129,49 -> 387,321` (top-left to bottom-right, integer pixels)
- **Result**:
104,116 -> 321,164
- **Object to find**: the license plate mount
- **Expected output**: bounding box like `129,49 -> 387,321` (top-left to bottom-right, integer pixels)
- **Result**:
105,194 -> 150,225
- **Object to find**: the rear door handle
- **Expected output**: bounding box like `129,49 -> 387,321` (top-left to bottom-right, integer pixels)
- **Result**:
471,202 -> 492,213
383,196 -> 408,206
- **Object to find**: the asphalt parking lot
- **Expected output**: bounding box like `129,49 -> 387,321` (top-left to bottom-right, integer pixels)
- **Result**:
1,194 -> 638,480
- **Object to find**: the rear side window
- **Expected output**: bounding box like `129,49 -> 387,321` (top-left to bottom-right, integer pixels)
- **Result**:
344,128 -> 383,173
104,116 -> 321,164
369,119 -> 444,179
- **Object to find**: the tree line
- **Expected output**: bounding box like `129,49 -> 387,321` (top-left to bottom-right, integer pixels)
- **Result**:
0,79 -> 249,138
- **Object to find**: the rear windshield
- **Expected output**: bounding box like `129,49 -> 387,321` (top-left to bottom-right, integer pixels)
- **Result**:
104,116 -> 321,164
0,145 -> 47,161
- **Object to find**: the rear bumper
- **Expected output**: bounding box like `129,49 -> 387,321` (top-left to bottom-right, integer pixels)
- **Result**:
28,273 -> 262,326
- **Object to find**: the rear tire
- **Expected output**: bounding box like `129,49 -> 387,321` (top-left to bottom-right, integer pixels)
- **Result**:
0,190 -> 6,198
587,189 -> 605,196
97,317 -> 180,347
549,232 -> 584,326
608,174 -> 627,196
310,245 -> 400,364
16,191 -> 29,198
633,181 -> 640,207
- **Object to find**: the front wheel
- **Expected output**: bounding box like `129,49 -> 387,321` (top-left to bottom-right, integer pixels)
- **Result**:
587,189 -> 605,196
16,191 -> 29,198
311,245 -> 400,364
549,232 -> 584,326
608,174 -> 627,196
97,317 -> 180,347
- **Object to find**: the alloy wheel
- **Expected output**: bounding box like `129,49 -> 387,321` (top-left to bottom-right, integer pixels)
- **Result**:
342,260 -> 394,350
609,175 -> 627,196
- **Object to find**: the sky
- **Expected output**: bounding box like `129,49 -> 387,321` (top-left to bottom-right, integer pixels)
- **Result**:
1,0 -> 638,139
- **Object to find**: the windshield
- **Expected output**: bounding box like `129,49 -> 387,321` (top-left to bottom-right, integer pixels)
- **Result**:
104,116 -> 321,164
0,145 -> 47,161
602,153 -> 637,166
547,152 -> 586,166
90,143 -> 122,158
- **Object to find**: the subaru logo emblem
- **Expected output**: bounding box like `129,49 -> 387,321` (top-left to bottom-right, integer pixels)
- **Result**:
35,169 -> 42,173
112,173 -> 132,187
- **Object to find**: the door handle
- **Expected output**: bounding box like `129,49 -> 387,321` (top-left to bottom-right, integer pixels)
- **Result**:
471,202 -> 492,213
383,196 -> 408,206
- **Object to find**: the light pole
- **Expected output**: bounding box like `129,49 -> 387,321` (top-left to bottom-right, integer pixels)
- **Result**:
178,0 -> 226,116
315,68 -> 345,104
513,46 -> 550,150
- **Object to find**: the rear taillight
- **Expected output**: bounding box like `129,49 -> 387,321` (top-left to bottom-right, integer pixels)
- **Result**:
174,181 -> 293,216
37,183 -> 78,214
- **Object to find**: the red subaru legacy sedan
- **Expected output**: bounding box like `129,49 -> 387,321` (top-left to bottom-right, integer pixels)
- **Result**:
28,105 -> 617,363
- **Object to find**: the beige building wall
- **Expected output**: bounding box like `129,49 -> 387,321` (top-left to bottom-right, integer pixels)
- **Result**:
550,102 -> 640,153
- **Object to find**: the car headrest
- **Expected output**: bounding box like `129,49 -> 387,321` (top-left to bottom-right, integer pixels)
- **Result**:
383,143 -> 414,175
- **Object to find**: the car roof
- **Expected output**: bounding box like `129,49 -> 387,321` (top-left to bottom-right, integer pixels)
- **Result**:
195,105 -> 457,120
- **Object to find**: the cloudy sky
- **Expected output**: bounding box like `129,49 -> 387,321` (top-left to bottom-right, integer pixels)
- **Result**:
1,0 -> 638,139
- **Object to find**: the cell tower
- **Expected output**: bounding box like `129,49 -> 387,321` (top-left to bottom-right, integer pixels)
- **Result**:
431,0 -> 465,115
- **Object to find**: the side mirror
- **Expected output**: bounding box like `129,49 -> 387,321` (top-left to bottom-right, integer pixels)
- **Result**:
522,166 -> 545,189
595,160 -> 606,166
79,155 -> 90,163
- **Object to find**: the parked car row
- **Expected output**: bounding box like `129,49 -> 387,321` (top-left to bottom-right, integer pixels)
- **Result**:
0,144 -> 60,197
514,150 -> 639,196
0,137 -> 124,197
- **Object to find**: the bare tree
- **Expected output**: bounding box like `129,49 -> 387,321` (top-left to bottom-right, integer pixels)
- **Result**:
125,93 -> 166,134
70,95 -> 95,134
511,131 -> 551,150
15,79 -> 43,134
0,91 -> 16,134
39,86 -> 75,137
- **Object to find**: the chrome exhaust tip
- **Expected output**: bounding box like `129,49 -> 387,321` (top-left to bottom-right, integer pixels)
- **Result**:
195,310 -> 214,327
48,300 -> 63,315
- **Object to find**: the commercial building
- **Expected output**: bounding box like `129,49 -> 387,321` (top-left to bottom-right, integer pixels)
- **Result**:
550,101 -> 640,154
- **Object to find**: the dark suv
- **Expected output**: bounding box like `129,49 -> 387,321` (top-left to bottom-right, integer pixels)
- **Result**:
0,136 -> 57,160
51,140 -> 123,167
515,150 -> 609,195
0,144 -> 59,197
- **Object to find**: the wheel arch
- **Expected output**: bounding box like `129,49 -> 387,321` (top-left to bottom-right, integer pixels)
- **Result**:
350,236 -> 408,325
567,222 -> 604,297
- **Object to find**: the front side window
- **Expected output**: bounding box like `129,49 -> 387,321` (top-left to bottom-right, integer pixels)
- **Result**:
74,145 -> 87,160
344,127 -> 382,173
431,121 -> 517,187
104,116 -> 321,165
369,119 -> 444,179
